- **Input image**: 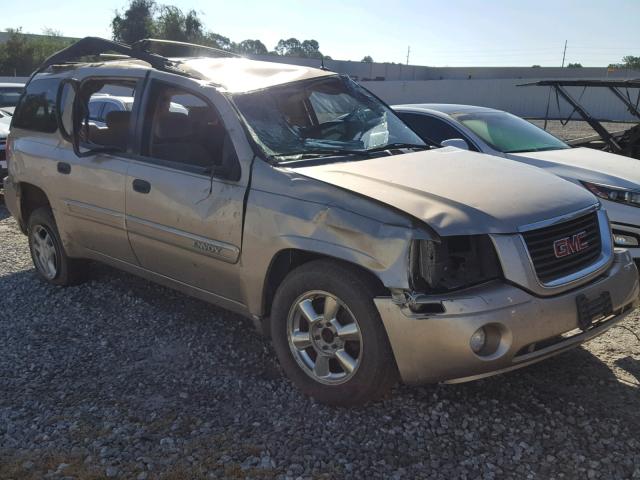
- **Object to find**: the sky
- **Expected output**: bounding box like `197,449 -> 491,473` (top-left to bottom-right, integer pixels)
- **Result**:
4,0 -> 640,67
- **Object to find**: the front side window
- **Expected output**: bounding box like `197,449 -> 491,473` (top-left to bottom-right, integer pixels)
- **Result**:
232,75 -> 425,160
12,79 -> 60,133
141,82 -> 229,171
453,111 -> 570,153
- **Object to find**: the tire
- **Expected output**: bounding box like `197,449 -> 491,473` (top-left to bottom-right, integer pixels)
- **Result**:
27,207 -> 86,286
270,259 -> 398,406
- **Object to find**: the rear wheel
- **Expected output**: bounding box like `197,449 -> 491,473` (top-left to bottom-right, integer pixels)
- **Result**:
27,207 -> 86,286
271,260 -> 397,406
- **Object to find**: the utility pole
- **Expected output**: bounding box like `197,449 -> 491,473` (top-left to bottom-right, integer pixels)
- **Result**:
406,46 -> 410,65
561,40 -> 567,67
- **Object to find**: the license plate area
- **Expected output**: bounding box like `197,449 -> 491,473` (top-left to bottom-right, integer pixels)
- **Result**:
576,291 -> 613,330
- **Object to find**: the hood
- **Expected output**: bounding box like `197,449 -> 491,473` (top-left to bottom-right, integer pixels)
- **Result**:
508,147 -> 640,190
292,147 -> 597,236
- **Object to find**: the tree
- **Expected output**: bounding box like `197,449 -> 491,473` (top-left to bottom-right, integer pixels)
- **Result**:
361,55 -> 373,63
0,28 -> 74,76
301,39 -> 322,58
237,39 -> 267,55
275,38 -> 303,56
204,33 -> 235,51
155,6 -> 203,43
566,62 -> 583,68
274,38 -> 323,58
622,55 -> 640,69
112,0 -> 156,44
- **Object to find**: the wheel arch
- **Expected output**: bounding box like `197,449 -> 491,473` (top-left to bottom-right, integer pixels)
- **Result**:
260,248 -> 389,335
17,182 -> 52,233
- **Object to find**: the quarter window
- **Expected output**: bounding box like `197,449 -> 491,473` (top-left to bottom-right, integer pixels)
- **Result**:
12,78 -> 60,133
141,82 -> 229,171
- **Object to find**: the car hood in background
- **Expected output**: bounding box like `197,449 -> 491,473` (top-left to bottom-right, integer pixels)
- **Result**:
293,147 -> 597,236
508,147 -> 640,190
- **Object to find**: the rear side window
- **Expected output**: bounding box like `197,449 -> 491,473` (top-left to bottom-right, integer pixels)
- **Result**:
12,78 -> 61,133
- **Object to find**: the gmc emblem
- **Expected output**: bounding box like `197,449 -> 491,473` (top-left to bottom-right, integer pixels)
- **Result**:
553,231 -> 589,258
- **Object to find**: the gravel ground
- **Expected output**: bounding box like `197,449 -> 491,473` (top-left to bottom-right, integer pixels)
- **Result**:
1,199 -> 640,480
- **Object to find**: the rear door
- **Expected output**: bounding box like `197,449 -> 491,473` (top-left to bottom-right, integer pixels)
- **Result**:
124,71 -> 252,304
51,72 -> 146,264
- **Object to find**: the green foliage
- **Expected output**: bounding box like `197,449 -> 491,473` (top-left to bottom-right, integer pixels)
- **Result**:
361,56 -> 373,63
622,55 -> 640,69
237,40 -> 267,55
274,38 -> 324,58
155,6 -> 203,42
0,28 -> 75,76
566,62 -> 582,68
112,0 -> 156,44
203,33 -> 235,51
109,1 -> 326,59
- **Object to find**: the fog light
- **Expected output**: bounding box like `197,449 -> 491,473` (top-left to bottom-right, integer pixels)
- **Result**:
613,233 -> 639,247
470,327 -> 487,353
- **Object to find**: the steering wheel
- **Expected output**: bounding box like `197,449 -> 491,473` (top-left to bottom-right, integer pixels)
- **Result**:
303,120 -> 348,140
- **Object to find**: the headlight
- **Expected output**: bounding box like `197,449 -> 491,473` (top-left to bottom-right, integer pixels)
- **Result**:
581,181 -> 640,208
413,236 -> 502,292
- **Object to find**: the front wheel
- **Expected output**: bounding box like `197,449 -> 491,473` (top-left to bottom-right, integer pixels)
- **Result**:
270,260 -> 398,406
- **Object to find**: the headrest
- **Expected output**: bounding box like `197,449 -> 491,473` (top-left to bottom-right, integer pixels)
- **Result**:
105,110 -> 131,129
155,112 -> 192,139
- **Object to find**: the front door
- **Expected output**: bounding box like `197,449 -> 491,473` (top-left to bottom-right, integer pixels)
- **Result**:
124,72 -> 251,305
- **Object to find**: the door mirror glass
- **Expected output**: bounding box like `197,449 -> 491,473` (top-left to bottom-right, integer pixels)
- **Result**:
441,138 -> 470,150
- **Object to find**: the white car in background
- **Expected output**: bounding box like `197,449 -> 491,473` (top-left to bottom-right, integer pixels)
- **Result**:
0,108 -> 11,185
88,94 -> 188,128
0,83 -> 25,115
395,104 -> 640,262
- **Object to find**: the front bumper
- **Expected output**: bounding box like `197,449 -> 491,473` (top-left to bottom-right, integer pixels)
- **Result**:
375,249 -> 639,385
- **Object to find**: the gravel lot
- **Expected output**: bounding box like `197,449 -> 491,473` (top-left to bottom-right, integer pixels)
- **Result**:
1,199 -> 640,480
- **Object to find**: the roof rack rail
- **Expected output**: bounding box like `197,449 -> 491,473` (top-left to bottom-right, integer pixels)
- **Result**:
28,36 -> 198,84
132,38 -> 242,59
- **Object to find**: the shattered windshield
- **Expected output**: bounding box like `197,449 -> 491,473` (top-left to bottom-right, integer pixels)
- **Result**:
232,75 -> 426,161
453,111 -> 571,153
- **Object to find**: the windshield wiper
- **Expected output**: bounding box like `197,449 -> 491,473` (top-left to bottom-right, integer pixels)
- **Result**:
272,148 -> 369,162
365,142 -> 430,153
272,143 -> 430,163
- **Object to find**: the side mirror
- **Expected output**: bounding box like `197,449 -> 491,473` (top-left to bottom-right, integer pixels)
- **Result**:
441,138 -> 470,150
56,78 -> 79,143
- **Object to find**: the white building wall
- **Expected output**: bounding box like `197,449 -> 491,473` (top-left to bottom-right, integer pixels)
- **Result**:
363,78 -> 639,121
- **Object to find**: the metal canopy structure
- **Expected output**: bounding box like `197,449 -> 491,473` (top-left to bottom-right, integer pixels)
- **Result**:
519,79 -> 640,159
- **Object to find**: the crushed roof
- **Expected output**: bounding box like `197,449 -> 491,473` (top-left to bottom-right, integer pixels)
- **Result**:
176,57 -> 335,93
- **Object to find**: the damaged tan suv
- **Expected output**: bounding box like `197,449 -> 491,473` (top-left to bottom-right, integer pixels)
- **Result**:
4,38 -> 639,405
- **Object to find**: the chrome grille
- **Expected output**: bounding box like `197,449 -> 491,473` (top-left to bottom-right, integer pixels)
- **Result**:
522,212 -> 602,284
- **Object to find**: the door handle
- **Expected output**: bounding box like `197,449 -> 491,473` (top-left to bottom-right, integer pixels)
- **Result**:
57,162 -> 71,175
132,178 -> 151,194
